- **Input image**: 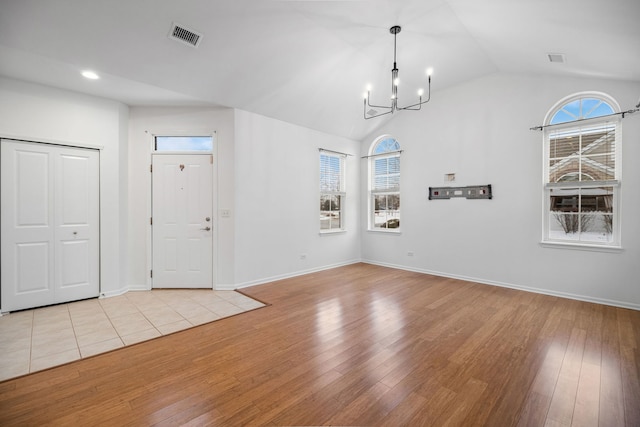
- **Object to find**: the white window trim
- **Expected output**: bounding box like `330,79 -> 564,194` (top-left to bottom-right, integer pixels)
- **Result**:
152,132 -> 215,153
368,136 -> 401,233
541,93 -> 622,251
319,152 -> 346,234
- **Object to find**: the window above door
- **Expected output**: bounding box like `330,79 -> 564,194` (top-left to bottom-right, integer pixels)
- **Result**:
154,135 -> 213,152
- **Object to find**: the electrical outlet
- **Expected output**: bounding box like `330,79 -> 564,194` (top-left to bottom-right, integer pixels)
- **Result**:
407,251 -> 414,257
300,253 -> 307,260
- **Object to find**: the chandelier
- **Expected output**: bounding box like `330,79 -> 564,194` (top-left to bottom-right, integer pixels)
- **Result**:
364,26 -> 432,119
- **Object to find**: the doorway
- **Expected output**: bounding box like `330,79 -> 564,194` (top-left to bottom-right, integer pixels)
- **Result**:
151,154 -> 213,288
1,139 -> 100,312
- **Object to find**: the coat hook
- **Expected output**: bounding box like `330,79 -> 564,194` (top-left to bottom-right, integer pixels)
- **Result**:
179,164 -> 185,171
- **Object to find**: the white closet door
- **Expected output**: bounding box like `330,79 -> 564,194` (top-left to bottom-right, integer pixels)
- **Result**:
1,140 -> 99,312
53,147 -> 100,304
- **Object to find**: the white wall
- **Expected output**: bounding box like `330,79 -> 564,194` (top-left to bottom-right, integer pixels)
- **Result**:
4,74 -> 637,308
127,106 -> 236,289
234,110 -> 361,287
0,77 -> 129,296
361,73 -> 640,309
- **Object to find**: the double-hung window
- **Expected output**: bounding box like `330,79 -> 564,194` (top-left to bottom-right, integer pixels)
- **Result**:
320,151 -> 346,232
369,136 -> 401,230
543,94 -> 621,247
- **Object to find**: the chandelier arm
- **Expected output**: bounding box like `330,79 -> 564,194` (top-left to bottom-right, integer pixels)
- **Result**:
397,77 -> 432,110
364,109 -> 394,120
366,93 -> 394,110
363,98 -> 393,120
398,97 -> 431,110
398,103 -> 422,111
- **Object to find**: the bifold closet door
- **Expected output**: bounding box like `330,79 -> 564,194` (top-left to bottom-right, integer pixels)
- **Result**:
1,140 -> 99,312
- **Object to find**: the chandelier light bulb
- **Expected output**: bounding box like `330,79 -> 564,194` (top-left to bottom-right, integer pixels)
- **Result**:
418,88 -> 424,96
393,78 -> 399,86
426,67 -> 434,76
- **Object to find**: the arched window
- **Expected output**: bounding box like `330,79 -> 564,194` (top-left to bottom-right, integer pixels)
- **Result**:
369,136 -> 401,230
543,93 -> 621,247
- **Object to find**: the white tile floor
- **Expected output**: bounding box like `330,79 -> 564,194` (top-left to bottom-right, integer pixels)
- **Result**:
0,289 -> 265,382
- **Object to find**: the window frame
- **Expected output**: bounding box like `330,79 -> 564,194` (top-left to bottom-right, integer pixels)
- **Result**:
153,135 -> 214,153
368,136 -> 401,233
319,151 -> 346,233
541,93 -> 622,251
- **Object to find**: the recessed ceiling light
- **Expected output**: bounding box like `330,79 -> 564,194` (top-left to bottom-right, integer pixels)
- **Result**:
81,70 -> 100,80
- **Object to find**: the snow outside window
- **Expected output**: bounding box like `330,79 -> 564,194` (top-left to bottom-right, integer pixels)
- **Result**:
320,152 -> 345,232
369,136 -> 401,231
543,94 -> 621,248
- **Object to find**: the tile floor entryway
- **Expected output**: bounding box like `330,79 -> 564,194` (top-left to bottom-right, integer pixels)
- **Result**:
0,289 -> 265,382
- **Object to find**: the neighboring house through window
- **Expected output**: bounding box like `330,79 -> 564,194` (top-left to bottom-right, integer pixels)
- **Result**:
369,136 -> 401,230
543,93 -> 621,247
320,150 -> 346,232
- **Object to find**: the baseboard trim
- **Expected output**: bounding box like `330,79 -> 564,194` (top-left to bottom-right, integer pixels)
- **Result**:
235,259 -> 361,290
361,259 -> 640,311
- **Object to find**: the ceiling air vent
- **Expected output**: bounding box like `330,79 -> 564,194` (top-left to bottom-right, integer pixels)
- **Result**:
169,22 -> 203,48
547,53 -> 565,63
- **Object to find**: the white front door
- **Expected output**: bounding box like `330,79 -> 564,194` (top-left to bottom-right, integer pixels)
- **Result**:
152,154 -> 213,288
1,140 -> 100,312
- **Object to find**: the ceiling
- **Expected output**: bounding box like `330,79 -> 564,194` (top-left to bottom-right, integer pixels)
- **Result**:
1,0 -> 638,140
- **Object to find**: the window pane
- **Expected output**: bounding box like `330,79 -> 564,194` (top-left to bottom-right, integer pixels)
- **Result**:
320,195 -> 341,230
580,187 -> 613,212
155,136 -> 213,151
550,158 -> 579,183
549,187 -> 614,242
550,98 -> 614,125
373,137 -> 400,154
549,134 -> 580,159
373,194 -> 400,228
550,188 -> 579,212
582,154 -> 614,180
549,212 -> 580,240
550,110 -> 576,125
373,156 -> 400,190
320,154 -> 342,192
579,213 -> 613,243
582,99 -> 614,118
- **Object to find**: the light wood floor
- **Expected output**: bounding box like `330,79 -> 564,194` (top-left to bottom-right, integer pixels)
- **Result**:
0,263 -> 638,426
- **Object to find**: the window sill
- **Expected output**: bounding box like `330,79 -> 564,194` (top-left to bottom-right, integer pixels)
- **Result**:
319,229 -> 346,236
367,229 -> 402,235
539,241 -> 623,253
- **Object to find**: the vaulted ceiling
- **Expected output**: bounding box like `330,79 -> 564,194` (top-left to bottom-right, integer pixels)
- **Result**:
1,0 -> 638,140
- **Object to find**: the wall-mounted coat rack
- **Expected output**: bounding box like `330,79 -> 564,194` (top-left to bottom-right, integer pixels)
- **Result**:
429,184 -> 492,200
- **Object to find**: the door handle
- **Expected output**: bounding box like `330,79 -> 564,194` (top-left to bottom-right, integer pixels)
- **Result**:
200,226 -> 211,231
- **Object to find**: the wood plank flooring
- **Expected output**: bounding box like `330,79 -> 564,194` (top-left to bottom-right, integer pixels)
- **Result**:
0,263 -> 638,426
